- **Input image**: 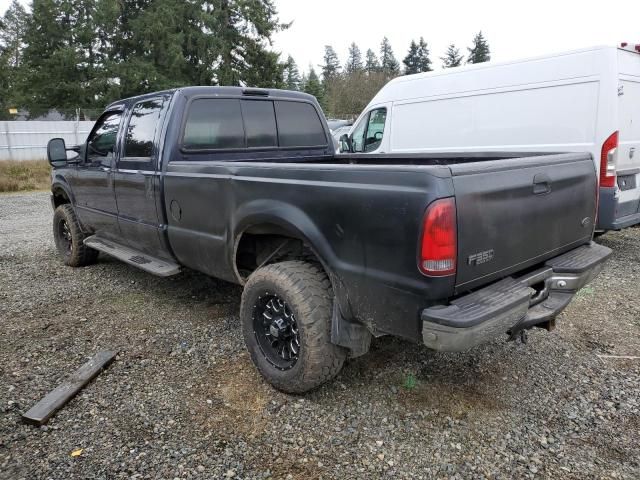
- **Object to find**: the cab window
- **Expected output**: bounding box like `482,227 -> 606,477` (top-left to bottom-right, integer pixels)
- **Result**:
241,100 -> 277,148
350,116 -> 367,152
183,99 -> 245,150
181,98 -> 327,152
351,107 -> 387,153
274,101 -> 327,147
86,111 -> 122,165
123,98 -> 164,158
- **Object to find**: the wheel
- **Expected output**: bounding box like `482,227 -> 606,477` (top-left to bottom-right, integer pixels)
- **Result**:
52,204 -> 98,267
240,261 -> 347,393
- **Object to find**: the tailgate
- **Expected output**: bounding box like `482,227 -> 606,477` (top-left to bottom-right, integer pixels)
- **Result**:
450,153 -> 597,290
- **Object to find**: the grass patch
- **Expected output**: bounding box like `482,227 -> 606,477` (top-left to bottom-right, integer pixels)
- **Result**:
576,286 -> 595,298
0,160 -> 51,193
403,373 -> 417,390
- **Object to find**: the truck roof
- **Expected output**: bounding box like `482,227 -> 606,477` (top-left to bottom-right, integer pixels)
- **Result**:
105,86 -> 318,110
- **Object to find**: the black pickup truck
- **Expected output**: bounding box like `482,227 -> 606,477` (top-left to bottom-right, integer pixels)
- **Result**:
47,86 -> 611,393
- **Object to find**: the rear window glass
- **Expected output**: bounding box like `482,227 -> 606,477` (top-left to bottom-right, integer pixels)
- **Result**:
241,100 -> 277,148
275,101 -> 327,147
183,99 -> 244,149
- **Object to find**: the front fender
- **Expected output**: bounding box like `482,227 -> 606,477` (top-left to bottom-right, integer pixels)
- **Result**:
51,173 -> 76,207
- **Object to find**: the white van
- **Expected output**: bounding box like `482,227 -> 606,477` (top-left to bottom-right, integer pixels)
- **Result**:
342,44 -> 640,230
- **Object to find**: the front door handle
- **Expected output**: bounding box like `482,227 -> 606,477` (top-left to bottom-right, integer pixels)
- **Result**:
533,173 -> 551,195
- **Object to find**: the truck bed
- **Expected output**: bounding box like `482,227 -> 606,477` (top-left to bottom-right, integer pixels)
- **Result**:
164,151 -> 597,341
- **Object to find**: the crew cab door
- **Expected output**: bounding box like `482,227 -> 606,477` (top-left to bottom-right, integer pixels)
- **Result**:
69,108 -> 123,238
113,96 -> 172,258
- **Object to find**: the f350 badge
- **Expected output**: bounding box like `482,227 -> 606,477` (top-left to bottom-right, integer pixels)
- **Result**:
468,249 -> 494,266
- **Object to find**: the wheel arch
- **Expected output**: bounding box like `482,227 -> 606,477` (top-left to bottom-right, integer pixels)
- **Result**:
232,201 -> 371,357
51,177 -> 74,208
233,210 -> 337,285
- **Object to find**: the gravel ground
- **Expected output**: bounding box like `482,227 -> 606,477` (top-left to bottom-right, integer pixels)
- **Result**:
1,191 -> 639,480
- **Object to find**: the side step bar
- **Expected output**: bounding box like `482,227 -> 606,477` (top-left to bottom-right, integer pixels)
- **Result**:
84,236 -> 181,277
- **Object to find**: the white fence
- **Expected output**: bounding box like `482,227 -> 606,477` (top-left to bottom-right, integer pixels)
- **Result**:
0,121 -> 95,161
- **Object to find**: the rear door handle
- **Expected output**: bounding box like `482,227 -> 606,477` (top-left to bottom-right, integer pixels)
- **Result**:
533,173 -> 551,195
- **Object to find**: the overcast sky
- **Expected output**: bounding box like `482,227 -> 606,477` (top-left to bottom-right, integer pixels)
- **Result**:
272,0 -> 640,72
2,0 -> 639,73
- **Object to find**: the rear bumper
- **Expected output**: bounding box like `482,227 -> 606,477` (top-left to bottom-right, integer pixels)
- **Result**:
420,242 -> 612,351
597,186 -> 640,230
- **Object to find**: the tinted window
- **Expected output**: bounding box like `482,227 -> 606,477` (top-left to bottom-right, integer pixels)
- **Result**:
124,99 -> 164,157
87,111 -> 122,165
241,100 -> 277,148
183,99 -> 245,149
275,101 -> 327,147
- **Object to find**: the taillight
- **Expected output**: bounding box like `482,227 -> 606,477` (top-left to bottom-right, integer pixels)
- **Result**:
419,197 -> 457,276
600,131 -> 618,188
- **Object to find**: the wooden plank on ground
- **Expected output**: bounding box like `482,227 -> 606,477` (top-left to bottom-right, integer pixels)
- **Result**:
22,350 -> 117,426
597,354 -> 640,360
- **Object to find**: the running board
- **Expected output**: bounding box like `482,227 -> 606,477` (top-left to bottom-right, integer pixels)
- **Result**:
84,236 -> 181,277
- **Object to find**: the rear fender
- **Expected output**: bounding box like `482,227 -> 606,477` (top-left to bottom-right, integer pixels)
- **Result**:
233,200 -> 367,352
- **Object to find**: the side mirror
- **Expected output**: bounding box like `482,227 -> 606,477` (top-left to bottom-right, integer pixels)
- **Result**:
339,133 -> 352,153
47,138 -> 79,166
374,131 -> 383,141
47,138 -> 67,166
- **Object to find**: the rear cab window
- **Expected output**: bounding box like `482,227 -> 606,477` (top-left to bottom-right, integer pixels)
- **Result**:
241,100 -> 278,148
181,97 -> 327,152
273,101 -> 327,147
183,99 -> 245,150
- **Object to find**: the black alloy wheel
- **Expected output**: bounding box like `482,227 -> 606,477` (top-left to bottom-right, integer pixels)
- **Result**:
253,293 -> 300,370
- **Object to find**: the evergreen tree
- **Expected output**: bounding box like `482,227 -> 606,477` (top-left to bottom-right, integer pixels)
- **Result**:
0,18 -> 11,119
345,42 -> 363,74
19,0 -> 113,117
467,31 -> 491,64
0,0 -> 28,118
364,48 -> 380,73
108,0 -> 205,97
242,48 -> 284,88
321,45 -> 340,80
14,0 -> 287,114
441,44 -> 463,68
416,37 -> 432,72
303,67 -> 325,109
108,0 -> 286,94
0,0 -> 28,68
204,0 -> 287,87
403,40 -> 420,75
283,55 -> 301,90
379,37 -> 400,75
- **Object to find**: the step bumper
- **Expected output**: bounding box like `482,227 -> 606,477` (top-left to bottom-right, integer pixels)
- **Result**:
420,242 -> 612,351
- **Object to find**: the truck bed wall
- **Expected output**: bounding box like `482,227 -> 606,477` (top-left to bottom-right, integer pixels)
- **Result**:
163,160 -> 455,341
